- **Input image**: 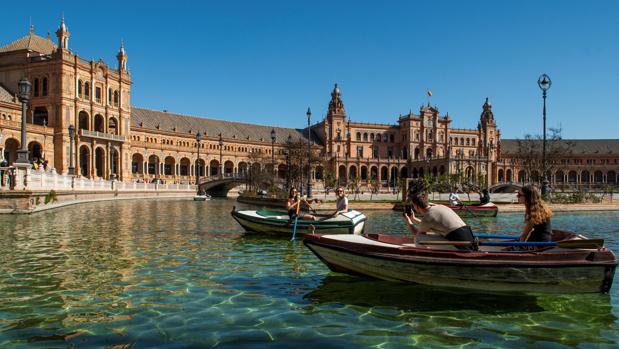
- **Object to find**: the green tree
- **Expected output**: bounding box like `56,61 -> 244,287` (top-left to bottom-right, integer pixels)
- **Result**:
322,169 -> 337,200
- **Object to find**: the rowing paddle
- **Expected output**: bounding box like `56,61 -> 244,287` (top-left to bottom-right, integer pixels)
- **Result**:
418,239 -> 604,249
291,195 -> 302,241
475,234 -> 520,240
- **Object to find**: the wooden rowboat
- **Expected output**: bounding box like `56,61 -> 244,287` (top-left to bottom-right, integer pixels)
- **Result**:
231,208 -> 366,235
438,202 -> 498,217
303,230 -> 617,293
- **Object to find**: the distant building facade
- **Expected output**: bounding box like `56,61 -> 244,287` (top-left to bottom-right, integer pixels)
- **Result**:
1,18 -> 617,190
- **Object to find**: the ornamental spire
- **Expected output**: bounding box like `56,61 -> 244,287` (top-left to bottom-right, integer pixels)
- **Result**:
327,83 -> 346,117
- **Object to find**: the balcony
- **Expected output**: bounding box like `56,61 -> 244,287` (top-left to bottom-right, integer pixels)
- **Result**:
80,129 -> 126,142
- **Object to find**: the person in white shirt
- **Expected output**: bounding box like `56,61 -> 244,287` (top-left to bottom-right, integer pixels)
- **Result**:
449,191 -> 461,206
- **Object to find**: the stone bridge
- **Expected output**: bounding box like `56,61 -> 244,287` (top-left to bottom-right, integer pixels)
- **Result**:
198,175 -> 246,197
489,182 -> 522,193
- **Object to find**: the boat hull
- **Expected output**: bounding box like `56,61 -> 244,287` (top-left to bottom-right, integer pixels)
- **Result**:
304,234 -> 617,294
231,209 -> 366,236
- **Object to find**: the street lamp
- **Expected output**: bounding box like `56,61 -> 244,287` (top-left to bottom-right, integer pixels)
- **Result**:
270,128 -> 276,176
218,133 -> 223,179
195,132 -> 202,188
16,77 -> 32,164
306,107 -> 312,198
68,125 -> 75,175
538,74 -> 552,196
286,134 -> 292,191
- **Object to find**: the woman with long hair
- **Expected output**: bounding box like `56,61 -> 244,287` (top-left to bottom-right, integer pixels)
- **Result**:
517,185 -> 553,242
286,187 -> 316,221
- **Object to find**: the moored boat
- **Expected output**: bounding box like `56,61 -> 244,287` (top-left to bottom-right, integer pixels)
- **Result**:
303,230 -> 617,293
231,208 -> 366,235
193,194 -> 211,201
438,202 -> 498,217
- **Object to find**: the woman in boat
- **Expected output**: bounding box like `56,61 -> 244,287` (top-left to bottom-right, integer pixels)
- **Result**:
287,188 -> 317,221
403,191 -> 477,250
331,187 -> 349,218
517,185 -> 553,244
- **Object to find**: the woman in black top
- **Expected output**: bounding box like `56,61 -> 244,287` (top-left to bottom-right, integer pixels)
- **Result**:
517,185 -> 553,243
286,188 -> 317,220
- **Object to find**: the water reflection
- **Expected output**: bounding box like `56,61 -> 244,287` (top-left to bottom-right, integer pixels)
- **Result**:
0,199 -> 617,348
305,275 -> 545,313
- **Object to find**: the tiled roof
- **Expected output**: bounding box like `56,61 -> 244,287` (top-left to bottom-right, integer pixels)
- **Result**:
0,84 -> 16,103
0,33 -> 56,54
501,139 -> 619,156
131,107 -> 323,145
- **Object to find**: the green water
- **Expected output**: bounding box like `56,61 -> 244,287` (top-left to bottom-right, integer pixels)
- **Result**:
0,199 -> 617,348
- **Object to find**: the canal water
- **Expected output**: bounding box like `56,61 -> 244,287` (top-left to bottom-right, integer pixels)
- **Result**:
0,199 -> 617,348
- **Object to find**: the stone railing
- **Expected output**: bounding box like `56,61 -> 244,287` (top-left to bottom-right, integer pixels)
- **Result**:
6,168 -> 196,192
80,129 -> 126,142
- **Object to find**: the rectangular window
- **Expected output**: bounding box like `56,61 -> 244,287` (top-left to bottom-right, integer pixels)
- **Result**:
388,147 -> 393,158
357,146 -> 364,158
95,86 -> 102,103
373,147 -> 378,159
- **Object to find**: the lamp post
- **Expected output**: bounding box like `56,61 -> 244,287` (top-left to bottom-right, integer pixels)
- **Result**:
195,132 -> 202,188
306,107 -> 313,198
0,132 -> 4,161
218,133 -> 223,179
286,134 -> 292,191
16,77 -> 31,164
68,125 -> 75,175
270,128 -> 276,176
538,74 -> 552,196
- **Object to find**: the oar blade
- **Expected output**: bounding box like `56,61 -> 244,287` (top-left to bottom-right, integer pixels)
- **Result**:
556,239 -> 604,249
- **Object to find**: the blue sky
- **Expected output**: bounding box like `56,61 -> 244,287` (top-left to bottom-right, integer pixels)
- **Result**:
3,1 -> 618,139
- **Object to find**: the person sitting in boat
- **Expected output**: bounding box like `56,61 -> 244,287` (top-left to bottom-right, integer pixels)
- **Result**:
287,188 -> 317,221
479,189 -> 491,205
448,191 -> 461,206
331,187 -> 349,218
403,192 -> 477,251
512,185 -> 553,249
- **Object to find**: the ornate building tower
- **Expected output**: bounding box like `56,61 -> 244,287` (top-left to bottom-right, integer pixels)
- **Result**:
478,98 -> 499,184
324,83 -> 346,158
55,16 -> 69,50
117,41 -> 127,72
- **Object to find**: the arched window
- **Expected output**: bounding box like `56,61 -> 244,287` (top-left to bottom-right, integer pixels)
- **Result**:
370,134 -> 375,141
114,90 -> 119,106
34,78 -> 40,97
42,77 -> 48,96
466,138 -> 470,146
472,138 -> 476,146
78,80 -> 83,98
84,82 -> 90,99
363,133 -> 368,141
356,132 -> 361,141
108,88 -> 112,104
376,134 -> 381,142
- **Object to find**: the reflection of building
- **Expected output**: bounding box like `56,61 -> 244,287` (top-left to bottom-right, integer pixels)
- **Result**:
1,18 -> 617,190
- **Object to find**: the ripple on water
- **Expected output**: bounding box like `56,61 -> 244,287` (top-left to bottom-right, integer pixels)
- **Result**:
0,200 -> 617,348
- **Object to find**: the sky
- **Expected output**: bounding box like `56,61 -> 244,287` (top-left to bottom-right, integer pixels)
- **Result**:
2,0 -> 618,139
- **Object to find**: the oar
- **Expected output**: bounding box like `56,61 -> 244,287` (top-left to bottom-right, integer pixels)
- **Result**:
291,197 -> 302,241
418,239 -> 604,249
475,234 -> 520,240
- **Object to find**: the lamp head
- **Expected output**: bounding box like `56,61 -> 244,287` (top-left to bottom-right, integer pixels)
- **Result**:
18,77 -> 32,101
218,133 -> 223,146
538,74 -> 551,91
68,124 -> 75,137
196,132 -> 202,142
271,128 -> 276,141
306,107 -> 311,118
